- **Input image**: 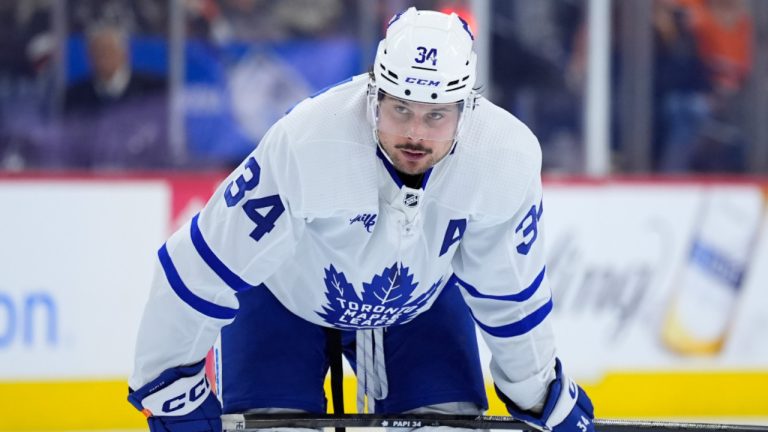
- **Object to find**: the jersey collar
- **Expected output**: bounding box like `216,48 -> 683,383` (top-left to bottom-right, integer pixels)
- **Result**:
376,146 -> 433,190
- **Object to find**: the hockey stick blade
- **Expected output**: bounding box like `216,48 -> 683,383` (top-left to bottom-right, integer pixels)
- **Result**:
221,414 -> 768,432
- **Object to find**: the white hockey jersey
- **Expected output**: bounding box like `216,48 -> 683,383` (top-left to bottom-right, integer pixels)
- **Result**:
130,74 -> 557,411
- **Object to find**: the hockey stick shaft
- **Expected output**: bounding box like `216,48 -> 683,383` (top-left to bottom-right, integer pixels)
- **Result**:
221,414 -> 768,432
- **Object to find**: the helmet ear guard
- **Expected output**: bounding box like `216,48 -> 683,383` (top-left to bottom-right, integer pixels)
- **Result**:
366,79 -> 380,138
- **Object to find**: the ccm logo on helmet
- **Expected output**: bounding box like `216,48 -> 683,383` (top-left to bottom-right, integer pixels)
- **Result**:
161,375 -> 210,413
405,77 -> 440,86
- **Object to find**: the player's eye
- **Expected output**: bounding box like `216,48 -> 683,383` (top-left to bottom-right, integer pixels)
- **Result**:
393,105 -> 411,115
426,112 -> 445,121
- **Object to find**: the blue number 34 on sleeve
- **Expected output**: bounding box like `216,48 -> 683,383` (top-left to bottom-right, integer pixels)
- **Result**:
223,156 -> 286,242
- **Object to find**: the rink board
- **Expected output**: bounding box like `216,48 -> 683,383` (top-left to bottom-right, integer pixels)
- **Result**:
1,175 -> 767,430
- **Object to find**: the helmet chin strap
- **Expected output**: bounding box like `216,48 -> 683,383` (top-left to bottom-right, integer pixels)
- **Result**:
375,134 -> 397,165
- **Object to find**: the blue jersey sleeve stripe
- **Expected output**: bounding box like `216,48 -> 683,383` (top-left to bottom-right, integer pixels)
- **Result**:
469,298 -> 553,338
190,213 -> 255,292
455,267 -> 546,302
158,244 -> 239,320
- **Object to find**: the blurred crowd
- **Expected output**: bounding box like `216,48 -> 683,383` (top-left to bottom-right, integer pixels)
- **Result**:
0,0 -> 764,173
491,0 -> 758,173
652,0 -> 753,173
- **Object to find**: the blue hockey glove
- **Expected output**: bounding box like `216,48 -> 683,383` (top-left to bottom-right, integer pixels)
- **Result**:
128,359 -> 222,432
497,358 -> 594,432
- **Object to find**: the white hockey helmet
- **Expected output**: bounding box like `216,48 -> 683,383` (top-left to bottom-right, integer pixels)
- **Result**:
372,7 -> 477,104
369,7 -> 478,146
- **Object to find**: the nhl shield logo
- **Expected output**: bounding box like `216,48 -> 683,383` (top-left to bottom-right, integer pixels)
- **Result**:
403,193 -> 419,208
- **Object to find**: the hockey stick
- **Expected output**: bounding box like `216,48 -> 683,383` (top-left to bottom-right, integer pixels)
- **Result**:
221,413 -> 768,432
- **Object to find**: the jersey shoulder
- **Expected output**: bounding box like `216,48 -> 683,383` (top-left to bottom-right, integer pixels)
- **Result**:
464,96 -> 542,163
281,74 -> 369,136
444,97 -> 542,219
258,75 -> 379,217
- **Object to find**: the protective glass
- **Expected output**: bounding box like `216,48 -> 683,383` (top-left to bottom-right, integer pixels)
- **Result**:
375,92 -> 464,142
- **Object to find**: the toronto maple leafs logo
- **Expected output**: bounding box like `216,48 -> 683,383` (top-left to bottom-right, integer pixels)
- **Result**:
317,263 -> 442,328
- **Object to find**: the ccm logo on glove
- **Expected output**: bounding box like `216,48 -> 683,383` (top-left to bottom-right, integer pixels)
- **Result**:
129,362 -> 214,417
162,375 -> 210,413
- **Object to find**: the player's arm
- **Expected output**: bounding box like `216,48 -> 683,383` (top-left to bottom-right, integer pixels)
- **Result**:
127,123 -> 302,430
452,154 -> 594,432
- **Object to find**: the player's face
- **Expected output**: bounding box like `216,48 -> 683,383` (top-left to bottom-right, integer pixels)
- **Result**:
376,94 -> 461,175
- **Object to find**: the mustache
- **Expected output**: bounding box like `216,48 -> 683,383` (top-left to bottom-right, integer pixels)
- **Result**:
395,143 -> 432,154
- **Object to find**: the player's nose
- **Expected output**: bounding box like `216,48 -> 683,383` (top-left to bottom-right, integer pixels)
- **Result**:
405,118 -> 429,142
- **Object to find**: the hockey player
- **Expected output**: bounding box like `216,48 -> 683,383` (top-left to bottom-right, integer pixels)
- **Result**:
128,7 -> 595,432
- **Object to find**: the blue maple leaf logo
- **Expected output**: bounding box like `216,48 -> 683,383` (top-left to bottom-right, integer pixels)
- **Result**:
317,263 -> 442,328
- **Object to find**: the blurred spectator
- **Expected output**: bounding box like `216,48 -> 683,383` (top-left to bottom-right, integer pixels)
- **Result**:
688,0 -> 752,172
209,0 -> 284,42
652,0 -> 711,171
654,0 -> 752,172
185,0 -> 224,40
273,0 -> 345,38
490,0 -> 585,173
688,0 -> 752,93
60,24 -> 169,169
186,0 -> 347,44
69,0 -> 168,35
0,0 -> 56,170
64,25 -> 165,112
